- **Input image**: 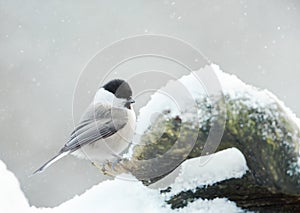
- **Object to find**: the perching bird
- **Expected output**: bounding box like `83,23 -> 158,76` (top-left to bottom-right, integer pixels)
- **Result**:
33,79 -> 136,175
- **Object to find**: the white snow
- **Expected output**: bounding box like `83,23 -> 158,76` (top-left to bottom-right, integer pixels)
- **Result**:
134,63 -> 300,137
0,151 -> 243,213
0,161 -> 30,212
3,64 -> 300,212
128,63 -> 300,159
56,176 -> 168,213
212,64 -> 300,168
134,76 -> 205,135
167,148 -> 248,196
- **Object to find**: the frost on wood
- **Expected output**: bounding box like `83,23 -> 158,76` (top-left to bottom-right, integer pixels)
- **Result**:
106,66 -> 300,212
130,91 -> 300,187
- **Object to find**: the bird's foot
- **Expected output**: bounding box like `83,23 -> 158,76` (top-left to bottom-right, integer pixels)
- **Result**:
91,159 -> 130,177
105,158 -> 130,176
91,161 -> 114,177
103,160 -> 118,176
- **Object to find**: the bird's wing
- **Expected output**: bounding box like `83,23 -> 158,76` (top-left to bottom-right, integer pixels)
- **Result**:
61,104 -> 128,152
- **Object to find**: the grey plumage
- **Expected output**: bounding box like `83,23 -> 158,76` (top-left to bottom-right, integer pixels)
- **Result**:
33,79 -> 135,175
62,104 -> 128,152
33,104 -> 130,175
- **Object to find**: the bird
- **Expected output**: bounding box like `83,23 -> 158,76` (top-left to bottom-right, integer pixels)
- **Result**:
33,79 -> 136,175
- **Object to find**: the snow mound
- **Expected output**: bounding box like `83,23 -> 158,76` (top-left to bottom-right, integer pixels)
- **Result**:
0,153 -> 243,213
0,161 -> 31,212
134,63 -> 300,137
56,176 -> 167,213
167,148 -> 248,196
212,64 -> 300,129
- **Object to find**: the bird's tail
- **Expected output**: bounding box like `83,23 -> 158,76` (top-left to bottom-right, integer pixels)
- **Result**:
32,151 -> 70,175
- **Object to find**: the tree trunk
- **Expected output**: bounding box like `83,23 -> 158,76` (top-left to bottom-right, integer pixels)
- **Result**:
103,92 -> 300,212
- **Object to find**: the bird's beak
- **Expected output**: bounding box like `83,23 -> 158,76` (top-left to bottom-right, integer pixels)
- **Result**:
127,97 -> 135,104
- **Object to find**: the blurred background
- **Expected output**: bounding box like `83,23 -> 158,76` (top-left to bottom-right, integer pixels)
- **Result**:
0,0 -> 299,208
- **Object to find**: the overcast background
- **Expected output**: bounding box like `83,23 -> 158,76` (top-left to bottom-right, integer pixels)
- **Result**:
0,0 -> 299,208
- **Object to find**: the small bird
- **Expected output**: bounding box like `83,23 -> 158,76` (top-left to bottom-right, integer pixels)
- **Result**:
33,79 -> 136,175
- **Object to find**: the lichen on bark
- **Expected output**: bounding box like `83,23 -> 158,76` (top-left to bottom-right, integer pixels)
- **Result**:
125,92 -> 300,211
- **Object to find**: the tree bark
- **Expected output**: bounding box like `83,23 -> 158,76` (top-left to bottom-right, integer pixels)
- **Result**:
103,93 -> 300,212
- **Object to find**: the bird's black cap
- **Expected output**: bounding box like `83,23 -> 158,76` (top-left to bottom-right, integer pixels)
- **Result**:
103,79 -> 132,99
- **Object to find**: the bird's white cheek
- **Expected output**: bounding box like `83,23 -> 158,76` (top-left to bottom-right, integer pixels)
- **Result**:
93,88 -> 115,105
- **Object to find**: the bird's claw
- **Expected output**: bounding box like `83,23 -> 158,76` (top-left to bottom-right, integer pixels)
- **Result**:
91,158 -> 129,177
91,161 -> 112,176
